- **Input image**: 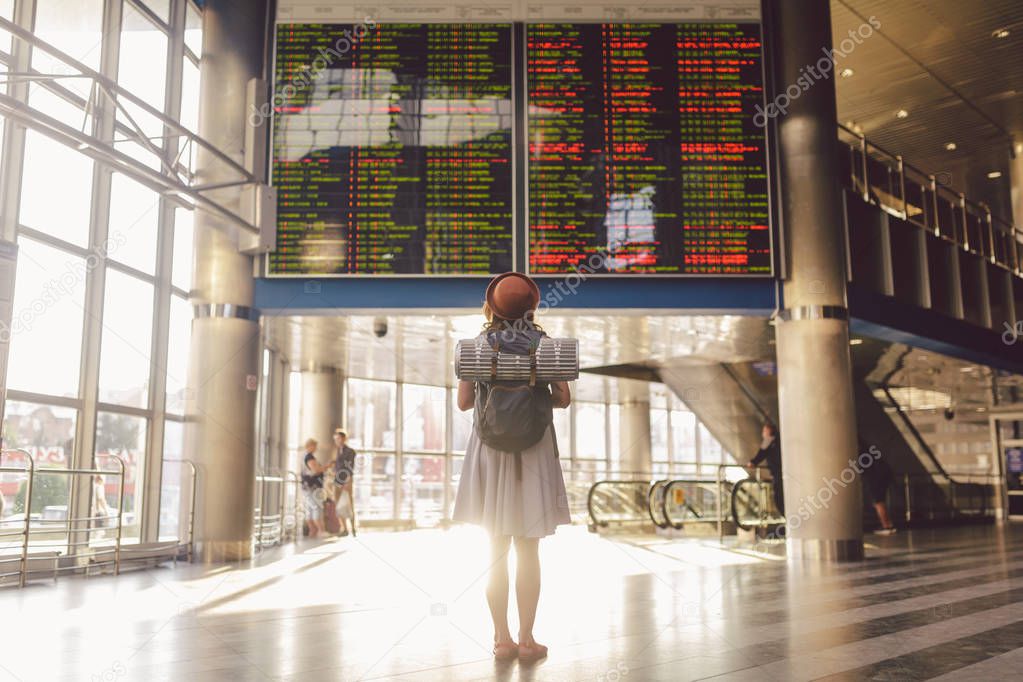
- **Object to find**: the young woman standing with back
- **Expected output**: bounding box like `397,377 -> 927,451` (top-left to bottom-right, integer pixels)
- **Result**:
452,272 -> 572,663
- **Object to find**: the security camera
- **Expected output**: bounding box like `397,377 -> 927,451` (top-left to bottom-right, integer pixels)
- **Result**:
373,317 -> 388,338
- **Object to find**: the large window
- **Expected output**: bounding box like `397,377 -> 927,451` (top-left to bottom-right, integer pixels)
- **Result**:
1,401 -> 77,469
451,389 -> 472,453
574,402 -> 606,460
19,131 -> 94,247
6,238 -> 87,398
165,294 -> 191,414
117,2 -> 168,137
33,0 -> 105,71
159,419 -> 185,540
332,363 -> 733,529
347,379 -> 396,451
402,384 -> 445,452
0,1 -> 205,557
107,174 -> 160,276
98,270 -> 154,408
95,411 -> 147,542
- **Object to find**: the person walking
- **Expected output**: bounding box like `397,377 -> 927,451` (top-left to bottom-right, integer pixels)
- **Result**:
328,428 -> 357,537
749,422 -> 784,516
861,443 -> 897,535
452,272 -> 572,663
300,439 -> 326,538
91,474 -> 111,529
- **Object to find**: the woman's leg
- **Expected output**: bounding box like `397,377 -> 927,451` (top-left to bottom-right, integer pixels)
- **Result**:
513,536 -> 542,647
487,534 -> 514,645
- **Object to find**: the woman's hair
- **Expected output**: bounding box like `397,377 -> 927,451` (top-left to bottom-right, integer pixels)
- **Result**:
305,438 -> 318,449
481,302 -> 543,333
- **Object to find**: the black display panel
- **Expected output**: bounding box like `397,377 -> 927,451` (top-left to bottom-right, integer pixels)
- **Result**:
527,23 -> 771,275
270,23 -> 514,275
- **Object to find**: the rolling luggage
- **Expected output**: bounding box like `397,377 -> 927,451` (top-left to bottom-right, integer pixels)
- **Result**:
323,498 -> 341,534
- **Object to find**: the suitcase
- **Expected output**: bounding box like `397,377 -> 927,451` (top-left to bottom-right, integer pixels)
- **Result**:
323,499 -> 341,534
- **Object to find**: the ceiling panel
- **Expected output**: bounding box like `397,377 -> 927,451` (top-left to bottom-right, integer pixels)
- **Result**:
831,0 -> 1023,214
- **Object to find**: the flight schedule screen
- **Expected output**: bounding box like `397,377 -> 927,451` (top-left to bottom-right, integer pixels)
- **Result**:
527,23 -> 771,274
270,23 -> 514,275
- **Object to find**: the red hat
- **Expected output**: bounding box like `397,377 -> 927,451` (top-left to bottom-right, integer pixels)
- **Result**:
485,272 -> 540,320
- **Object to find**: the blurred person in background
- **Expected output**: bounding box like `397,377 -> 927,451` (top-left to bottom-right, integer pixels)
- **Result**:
91,474 -> 111,528
327,428 -> 357,537
748,422 -> 784,515
861,442 -> 897,535
301,439 -> 325,538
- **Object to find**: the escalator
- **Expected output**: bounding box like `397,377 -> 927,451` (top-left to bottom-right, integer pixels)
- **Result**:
586,480 -> 652,531
586,473 -> 779,536
589,336 -> 1001,528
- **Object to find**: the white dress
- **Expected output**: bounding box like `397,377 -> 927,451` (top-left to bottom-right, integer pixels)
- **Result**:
453,424 -> 571,538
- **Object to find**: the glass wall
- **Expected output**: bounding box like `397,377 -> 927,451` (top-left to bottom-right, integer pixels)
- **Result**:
322,368 -> 734,529
0,1 -> 204,549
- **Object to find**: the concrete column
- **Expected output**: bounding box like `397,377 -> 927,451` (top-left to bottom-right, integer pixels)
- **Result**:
766,0 -> 863,561
185,0 -> 269,562
298,369 -> 343,465
618,379 -> 652,474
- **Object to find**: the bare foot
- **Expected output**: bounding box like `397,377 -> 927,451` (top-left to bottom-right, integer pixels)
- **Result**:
493,637 -> 518,661
518,639 -> 548,662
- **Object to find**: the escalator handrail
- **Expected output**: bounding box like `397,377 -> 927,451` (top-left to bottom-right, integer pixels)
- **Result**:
586,479 -> 655,528
880,384 -> 953,482
647,480 -> 670,529
730,477 -> 783,531
731,478 -> 756,531
662,479 -> 720,528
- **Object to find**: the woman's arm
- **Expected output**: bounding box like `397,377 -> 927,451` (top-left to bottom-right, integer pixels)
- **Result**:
550,381 -> 571,409
457,380 -> 476,411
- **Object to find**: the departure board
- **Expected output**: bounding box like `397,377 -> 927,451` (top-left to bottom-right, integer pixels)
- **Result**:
270,23 -> 513,275
527,23 -> 771,275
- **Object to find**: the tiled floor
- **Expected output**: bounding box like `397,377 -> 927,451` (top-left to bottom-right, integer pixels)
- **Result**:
1,523 -> 1023,681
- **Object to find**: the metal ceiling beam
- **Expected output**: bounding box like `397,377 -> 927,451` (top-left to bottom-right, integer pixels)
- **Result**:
0,16 -> 271,249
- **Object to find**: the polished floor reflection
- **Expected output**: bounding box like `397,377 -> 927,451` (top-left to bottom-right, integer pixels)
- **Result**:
1,524 -> 1023,681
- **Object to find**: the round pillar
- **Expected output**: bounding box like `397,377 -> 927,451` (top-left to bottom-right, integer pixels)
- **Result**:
185,0 -> 269,562
298,369 -> 343,465
767,0 -> 863,561
618,379 -> 652,474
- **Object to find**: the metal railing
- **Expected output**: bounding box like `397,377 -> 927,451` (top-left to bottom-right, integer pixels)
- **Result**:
583,463 -> 747,531
0,449 -> 34,587
660,480 -> 727,529
163,459 -> 198,563
254,472 -> 287,548
715,464 -> 782,539
899,472 -> 999,524
0,449 -> 125,586
282,471 -> 304,541
586,480 -> 654,530
838,123 -> 1022,275
0,451 -> 199,587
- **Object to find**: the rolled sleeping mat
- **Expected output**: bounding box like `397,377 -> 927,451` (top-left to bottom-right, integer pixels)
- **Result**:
455,337 -> 579,382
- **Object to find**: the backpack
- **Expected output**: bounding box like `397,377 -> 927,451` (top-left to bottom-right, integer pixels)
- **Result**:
473,327 -> 554,477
